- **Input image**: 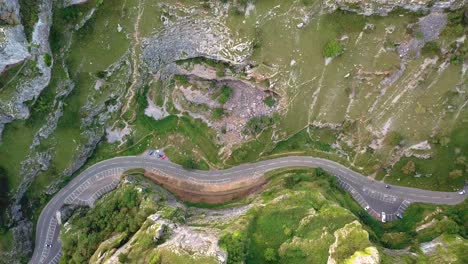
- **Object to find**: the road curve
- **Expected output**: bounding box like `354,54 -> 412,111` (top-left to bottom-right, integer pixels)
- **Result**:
30,156 -> 466,264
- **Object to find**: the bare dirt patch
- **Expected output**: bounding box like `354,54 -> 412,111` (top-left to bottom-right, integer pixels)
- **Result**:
144,171 -> 266,204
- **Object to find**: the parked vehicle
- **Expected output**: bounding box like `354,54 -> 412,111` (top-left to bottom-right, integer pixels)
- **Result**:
381,212 -> 386,223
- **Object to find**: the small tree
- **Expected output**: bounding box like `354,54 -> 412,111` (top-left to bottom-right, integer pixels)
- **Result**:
118,253 -> 129,263
402,161 -> 416,175
385,131 -> 403,146
182,158 -> 198,170
264,248 -> 277,262
315,168 -> 326,177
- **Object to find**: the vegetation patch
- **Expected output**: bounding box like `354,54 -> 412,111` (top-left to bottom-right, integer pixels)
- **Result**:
322,40 -> 345,58
60,185 -> 157,263
243,114 -> 280,135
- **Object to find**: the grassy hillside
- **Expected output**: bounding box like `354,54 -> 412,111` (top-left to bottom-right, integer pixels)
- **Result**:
58,171 -> 467,264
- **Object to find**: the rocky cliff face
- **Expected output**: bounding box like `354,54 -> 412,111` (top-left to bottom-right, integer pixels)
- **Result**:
0,0 -> 21,25
0,0 -> 29,74
325,0 -> 465,15
0,0 -> 52,136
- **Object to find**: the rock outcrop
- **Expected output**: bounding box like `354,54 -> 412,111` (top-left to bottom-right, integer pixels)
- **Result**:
0,0 -> 28,74
142,18 -> 251,77
0,0 -> 21,25
0,26 -> 29,75
0,0 -> 52,136
63,0 -> 89,7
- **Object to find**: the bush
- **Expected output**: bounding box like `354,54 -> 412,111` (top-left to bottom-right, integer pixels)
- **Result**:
43,53 -> 53,67
118,253 -> 129,263
263,96 -> 276,107
421,41 -> 440,56
217,85 -> 233,104
219,231 -> 248,264
216,63 -> 226,77
402,160 -> 416,175
284,176 -> 301,189
243,115 -> 279,135
450,54 -> 464,65
385,131 -> 403,146
212,108 -> 225,120
264,248 -> 277,262
96,71 -> 107,79
322,40 -> 344,58
173,74 -> 189,85
181,158 -> 198,170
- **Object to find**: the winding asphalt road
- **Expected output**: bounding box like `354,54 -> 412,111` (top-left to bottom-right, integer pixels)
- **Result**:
30,156 -> 466,264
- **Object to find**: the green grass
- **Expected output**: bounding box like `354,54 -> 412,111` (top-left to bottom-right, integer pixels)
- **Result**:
89,83 -> 221,169
385,125 -> 468,191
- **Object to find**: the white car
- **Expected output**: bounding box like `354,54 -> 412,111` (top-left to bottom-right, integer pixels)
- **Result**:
458,189 -> 466,195
381,212 -> 386,223
364,205 -> 370,211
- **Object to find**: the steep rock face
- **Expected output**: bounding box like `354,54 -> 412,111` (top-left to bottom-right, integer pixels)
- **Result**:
0,0 -> 29,74
325,0 -> 464,15
0,26 -> 29,74
0,0 -> 52,136
142,18 -> 251,77
0,0 -> 21,25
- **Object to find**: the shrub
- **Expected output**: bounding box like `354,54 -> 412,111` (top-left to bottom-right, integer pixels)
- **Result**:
219,231 -> 248,264
421,41 -> 440,56
449,169 -> 463,179
283,176 -> 301,189
96,71 -> 107,79
415,31 -> 424,40
173,74 -> 189,85
43,53 -> 53,67
216,63 -> 226,77
322,40 -> 344,58
181,158 -> 198,170
450,54 -> 464,65
402,161 -> 416,175
217,85 -> 233,104
118,253 -> 129,263
264,248 -> 277,262
263,96 -> 276,107
385,131 -> 403,146
243,115 -> 278,135
212,108 -> 225,120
